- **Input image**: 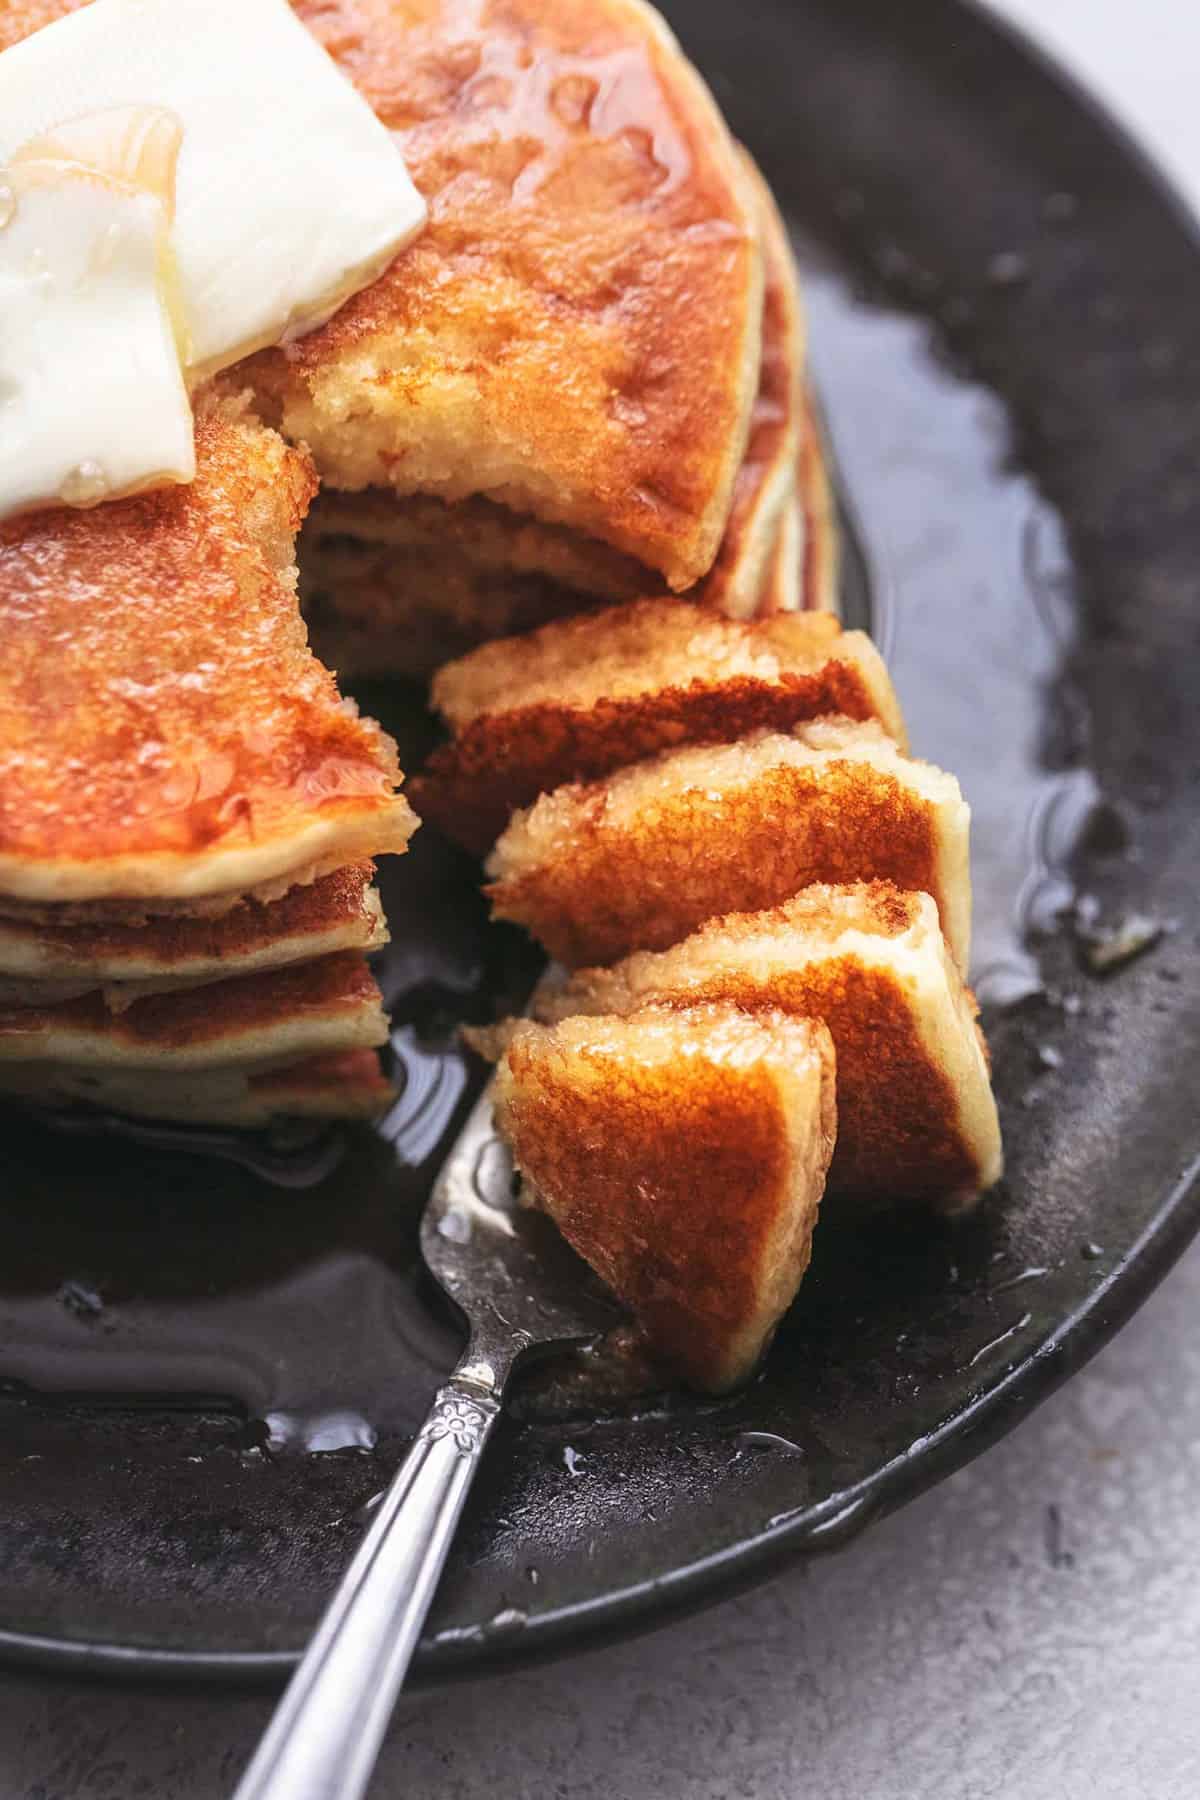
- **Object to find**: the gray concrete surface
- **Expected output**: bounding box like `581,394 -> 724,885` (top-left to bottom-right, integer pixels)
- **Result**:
7,3 -> 1200,1795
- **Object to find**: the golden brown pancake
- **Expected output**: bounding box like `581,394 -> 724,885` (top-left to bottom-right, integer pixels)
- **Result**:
535,883 -> 1001,1207
0,866 -> 385,1009
414,603 -> 905,853
0,951 -> 387,1069
487,717 -> 972,969
0,1048 -> 394,1126
495,1003 -> 836,1390
0,391 -> 416,905
236,0 -> 765,590
298,145 -> 804,680
700,152 -> 804,619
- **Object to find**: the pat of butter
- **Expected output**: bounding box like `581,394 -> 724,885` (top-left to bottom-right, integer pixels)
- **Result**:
0,0 -> 426,380
0,107 -> 196,521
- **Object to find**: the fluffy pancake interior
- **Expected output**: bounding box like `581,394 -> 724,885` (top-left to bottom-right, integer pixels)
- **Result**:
432,603 -> 897,733
536,882 -> 1001,1204
495,1002 -> 836,1390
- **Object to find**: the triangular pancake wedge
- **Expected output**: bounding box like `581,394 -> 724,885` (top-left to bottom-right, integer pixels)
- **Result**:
416,603 -> 904,854
487,719 -> 971,969
495,1003 -> 836,1391
535,883 -> 1001,1208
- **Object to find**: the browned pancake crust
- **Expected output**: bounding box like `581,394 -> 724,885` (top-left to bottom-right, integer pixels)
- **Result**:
497,1005 -> 835,1389
414,606 -> 902,853
0,864 -> 378,974
0,951 -> 381,1058
488,734 -> 956,966
251,1048 -> 394,1110
0,393 -> 413,899
298,148 -> 802,679
699,152 -> 802,618
541,884 -> 993,1202
238,0 -> 762,587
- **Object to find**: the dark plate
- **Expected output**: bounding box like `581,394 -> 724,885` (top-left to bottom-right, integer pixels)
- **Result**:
2,0 -> 1199,1683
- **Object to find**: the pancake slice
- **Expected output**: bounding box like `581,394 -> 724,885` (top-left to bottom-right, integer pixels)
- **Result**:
0,866 -> 385,1006
246,0 -> 764,591
0,952 -> 388,1070
415,603 -> 905,853
487,719 -> 971,969
535,883 -> 1001,1208
495,1003 -> 837,1391
0,1049 -> 394,1127
0,390 -> 416,906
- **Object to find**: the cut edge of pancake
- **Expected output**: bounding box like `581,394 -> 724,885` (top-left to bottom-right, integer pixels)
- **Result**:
415,606 -> 906,855
534,881 -> 1002,1205
486,717 -> 972,971
495,1000 -> 837,1390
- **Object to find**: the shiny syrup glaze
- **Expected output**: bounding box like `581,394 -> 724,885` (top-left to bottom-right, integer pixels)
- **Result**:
0,244 -> 1100,1440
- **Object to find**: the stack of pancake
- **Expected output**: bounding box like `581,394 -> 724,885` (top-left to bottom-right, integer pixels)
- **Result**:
260,5 -> 836,679
0,0 -> 810,1124
0,0 -> 1002,1388
434,599 -> 1002,1386
0,393 -> 415,1123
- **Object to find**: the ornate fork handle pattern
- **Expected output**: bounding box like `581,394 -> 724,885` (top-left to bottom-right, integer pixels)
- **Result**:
418,1389 -> 494,1455
233,1367 -> 503,1800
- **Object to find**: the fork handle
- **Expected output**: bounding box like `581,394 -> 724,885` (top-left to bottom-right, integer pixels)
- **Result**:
233,1372 -> 503,1800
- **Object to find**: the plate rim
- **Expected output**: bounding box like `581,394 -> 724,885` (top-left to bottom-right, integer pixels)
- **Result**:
4,0 -> 1200,1686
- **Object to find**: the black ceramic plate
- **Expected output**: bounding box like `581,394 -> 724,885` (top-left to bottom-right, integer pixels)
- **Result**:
2,0 -> 1199,1683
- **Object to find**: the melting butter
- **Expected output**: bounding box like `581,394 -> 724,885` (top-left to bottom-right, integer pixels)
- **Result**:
0,0 -> 425,520
0,106 -> 195,523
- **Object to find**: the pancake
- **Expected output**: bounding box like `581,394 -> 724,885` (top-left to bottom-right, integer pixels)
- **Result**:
299,145 -> 803,680
486,717 -> 972,969
299,493 -> 639,683
798,387 -> 839,615
495,1003 -> 837,1390
758,496 -> 802,616
414,603 -> 905,853
235,0 -> 764,591
535,883 -> 1002,1208
0,1048 -> 394,1126
0,390 -> 417,906
0,951 -> 388,1069
0,866 -> 385,1008
700,152 -> 804,619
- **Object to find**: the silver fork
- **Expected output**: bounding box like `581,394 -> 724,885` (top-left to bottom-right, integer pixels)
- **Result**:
233,1081 -> 617,1800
